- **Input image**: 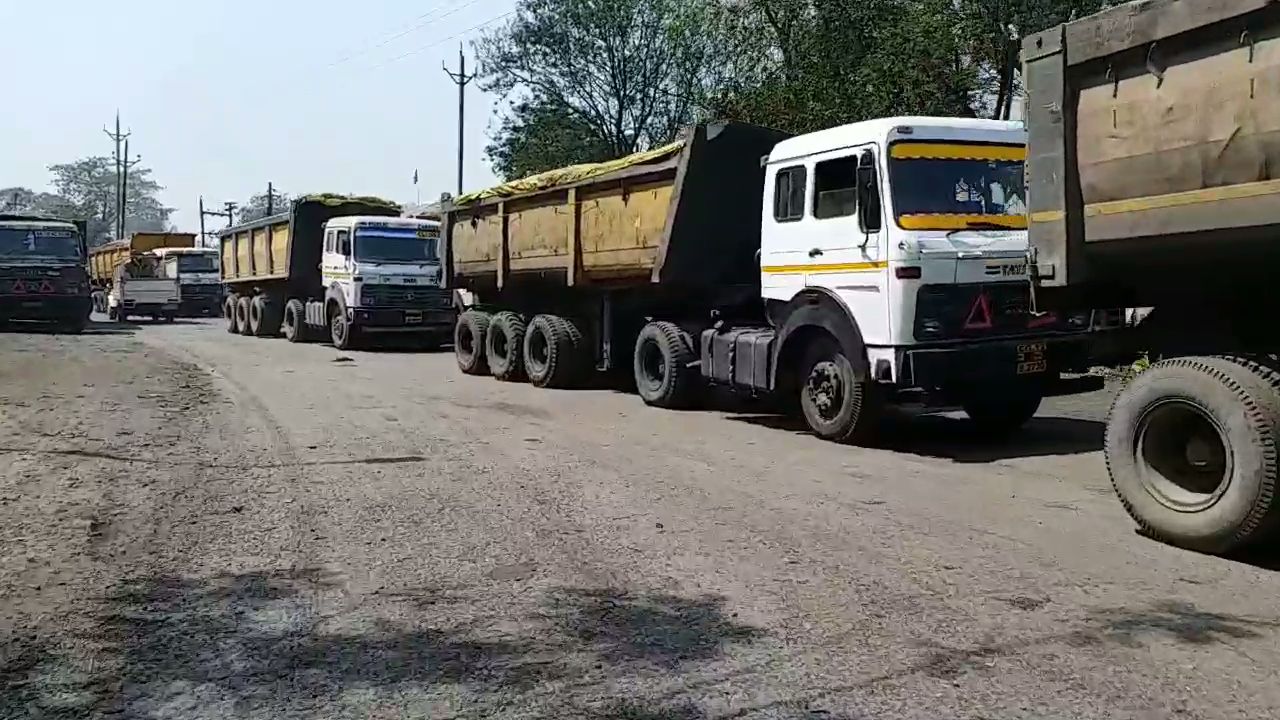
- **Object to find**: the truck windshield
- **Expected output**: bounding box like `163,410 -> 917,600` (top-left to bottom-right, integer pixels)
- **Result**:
0,227 -> 82,261
889,143 -> 1027,230
177,255 -> 218,273
354,227 -> 439,264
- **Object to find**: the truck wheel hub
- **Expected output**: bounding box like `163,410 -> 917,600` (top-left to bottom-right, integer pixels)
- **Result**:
807,362 -> 843,418
1135,398 -> 1232,512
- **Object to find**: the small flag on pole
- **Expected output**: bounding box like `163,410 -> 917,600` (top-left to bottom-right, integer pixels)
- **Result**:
413,169 -> 419,185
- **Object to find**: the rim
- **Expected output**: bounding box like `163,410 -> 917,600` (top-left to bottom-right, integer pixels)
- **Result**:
805,361 -> 844,424
331,314 -> 345,344
1135,398 -> 1232,512
638,338 -> 666,392
527,326 -> 549,373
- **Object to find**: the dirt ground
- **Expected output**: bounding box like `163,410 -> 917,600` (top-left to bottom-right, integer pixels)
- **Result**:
2,319 -> 1279,720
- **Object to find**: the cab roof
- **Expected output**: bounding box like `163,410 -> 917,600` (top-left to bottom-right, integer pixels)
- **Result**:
768,116 -> 1026,165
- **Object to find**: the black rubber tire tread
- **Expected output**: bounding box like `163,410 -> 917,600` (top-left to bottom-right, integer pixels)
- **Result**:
487,312 -> 528,381
1105,354 -> 1280,554
551,315 -> 588,382
330,306 -> 359,351
283,299 -> 308,343
455,310 -> 492,375
797,337 -> 881,445
524,314 -> 587,389
236,296 -> 254,336
962,383 -> 1045,437
255,295 -> 284,337
633,321 -> 698,409
224,294 -> 240,334
248,296 -> 265,336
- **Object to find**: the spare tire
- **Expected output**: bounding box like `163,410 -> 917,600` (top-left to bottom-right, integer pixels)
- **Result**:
455,310 -> 492,375
1106,355 -> 1280,554
486,312 -> 527,381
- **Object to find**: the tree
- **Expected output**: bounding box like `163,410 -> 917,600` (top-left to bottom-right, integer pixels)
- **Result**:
476,0 -> 722,174
45,156 -> 173,245
236,190 -> 292,224
485,98 -> 616,180
0,187 -> 76,217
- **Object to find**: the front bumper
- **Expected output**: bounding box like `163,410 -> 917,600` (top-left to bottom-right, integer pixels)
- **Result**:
350,307 -> 455,332
898,334 -> 1095,394
0,294 -> 92,322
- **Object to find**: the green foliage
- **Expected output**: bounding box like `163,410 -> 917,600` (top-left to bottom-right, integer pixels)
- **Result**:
485,99 -> 616,181
236,190 -> 293,224
41,156 -> 173,245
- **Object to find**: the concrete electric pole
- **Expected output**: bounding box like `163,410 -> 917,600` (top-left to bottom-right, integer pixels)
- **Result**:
442,44 -> 474,196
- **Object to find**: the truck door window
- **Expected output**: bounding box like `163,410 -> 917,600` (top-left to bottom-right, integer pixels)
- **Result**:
324,231 -> 334,254
336,230 -> 350,256
813,156 -> 859,219
773,166 -> 807,222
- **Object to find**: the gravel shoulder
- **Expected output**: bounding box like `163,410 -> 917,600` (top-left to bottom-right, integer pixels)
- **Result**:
3,319 -> 1279,720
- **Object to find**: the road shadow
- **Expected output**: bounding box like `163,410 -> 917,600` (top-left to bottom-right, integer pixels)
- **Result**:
725,410 -> 1104,462
53,569 -> 765,718
0,631 -> 99,719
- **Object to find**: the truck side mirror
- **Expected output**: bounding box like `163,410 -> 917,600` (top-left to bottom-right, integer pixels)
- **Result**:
857,150 -> 883,235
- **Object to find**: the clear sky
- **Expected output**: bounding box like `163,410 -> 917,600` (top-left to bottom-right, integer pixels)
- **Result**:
1,0 -> 514,231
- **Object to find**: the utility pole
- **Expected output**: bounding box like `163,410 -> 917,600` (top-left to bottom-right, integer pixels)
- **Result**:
119,139 -> 143,240
223,202 -> 238,227
198,196 -> 234,247
442,43 -> 474,196
103,112 -> 130,241
265,182 -> 282,216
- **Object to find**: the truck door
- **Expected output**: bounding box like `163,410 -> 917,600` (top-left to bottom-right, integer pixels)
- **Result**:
804,146 -> 889,345
760,164 -> 811,302
321,227 -> 354,306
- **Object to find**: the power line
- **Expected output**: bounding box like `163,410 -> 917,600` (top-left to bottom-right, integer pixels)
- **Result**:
326,0 -> 484,68
368,11 -> 514,71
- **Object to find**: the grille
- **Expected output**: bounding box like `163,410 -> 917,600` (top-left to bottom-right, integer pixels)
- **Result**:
361,285 -> 450,309
181,284 -> 222,300
914,283 -> 1060,340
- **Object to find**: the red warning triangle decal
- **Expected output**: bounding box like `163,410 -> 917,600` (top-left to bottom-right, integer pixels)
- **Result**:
10,279 -> 26,294
37,279 -> 54,293
963,292 -> 994,330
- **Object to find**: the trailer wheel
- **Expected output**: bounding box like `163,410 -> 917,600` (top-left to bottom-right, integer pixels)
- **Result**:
962,381 -> 1045,437
634,321 -> 697,409
249,295 -> 283,337
525,314 -> 587,388
283,299 -> 309,343
235,296 -> 253,336
1106,355 -> 1280,554
224,294 -> 240,333
455,310 -> 492,375
486,312 -> 527,381
797,336 -> 880,444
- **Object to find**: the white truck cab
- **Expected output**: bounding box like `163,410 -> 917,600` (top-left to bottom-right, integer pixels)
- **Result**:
152,247 -> 221,316
748,116 -> 1097,437
314,215 -> 450,347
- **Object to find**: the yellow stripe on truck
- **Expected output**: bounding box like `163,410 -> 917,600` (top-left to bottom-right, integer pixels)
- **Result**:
890,143 -> 1027,161
762,261 -> 888,275
898,214 -> 1027,230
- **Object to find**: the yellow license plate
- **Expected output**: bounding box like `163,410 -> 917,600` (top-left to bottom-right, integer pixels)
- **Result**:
1017,342 -> 1047,374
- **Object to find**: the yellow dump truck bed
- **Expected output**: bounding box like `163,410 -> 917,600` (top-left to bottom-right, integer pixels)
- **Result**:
445,122 -> 791,293
88,232 -> 195,285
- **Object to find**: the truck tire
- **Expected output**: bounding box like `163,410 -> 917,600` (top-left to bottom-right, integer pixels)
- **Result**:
455,310 -> 491,375
634,321 -> 697,408
329,306 -> 360,350
524,314 -> 586,389
1105,355 -> 1280,555
283,299 -> 309,343
486,312 -> 527,381
236,296 -> 253,336
225,294 -> 240,333
248,296 -> 266,336
248,295 -> 282,337
962,381 -> 1044,437
797,336 -> 880,444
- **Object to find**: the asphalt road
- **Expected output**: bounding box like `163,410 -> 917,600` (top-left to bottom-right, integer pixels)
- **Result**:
2,318 -> 1278,720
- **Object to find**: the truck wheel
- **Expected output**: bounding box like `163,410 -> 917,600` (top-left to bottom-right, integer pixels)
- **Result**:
456,310 -> 492,375
236,296 -> 254,336
486,312 -> 527,381
962,382 -> 1044,437
634,321 -> 697,408
330,307 -> 360,350
283,299 -> 309,343
525,314 -> 587,388
797,337 -> 880,444
225,294 -> 241,334
163,313 -> 176,323
1106,355 -> 1280,554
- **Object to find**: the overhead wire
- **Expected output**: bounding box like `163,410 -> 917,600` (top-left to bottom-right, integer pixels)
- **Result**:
326,0 -> 485,68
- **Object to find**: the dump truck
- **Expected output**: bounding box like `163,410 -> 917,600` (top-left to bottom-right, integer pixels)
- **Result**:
106,253 -> 181,322
0,214 -> 91,332
1023,0 -> 1280,555
219,194 -> 451,350
152,246 -> 222,316
89,232 -> 195,312
445,120 -> 1102,443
